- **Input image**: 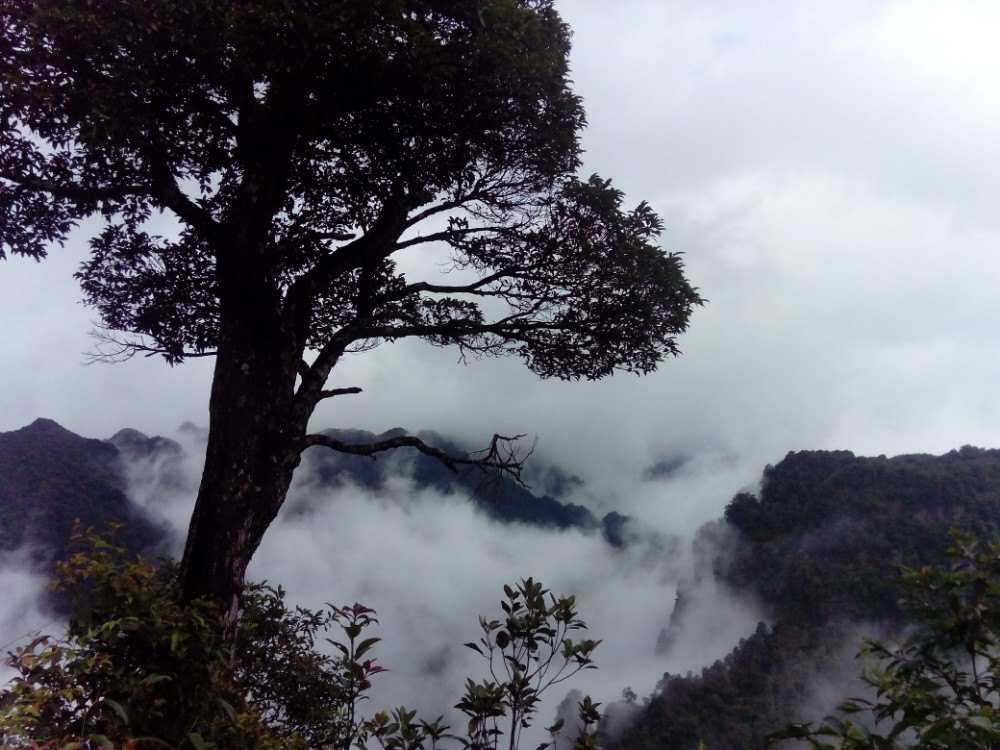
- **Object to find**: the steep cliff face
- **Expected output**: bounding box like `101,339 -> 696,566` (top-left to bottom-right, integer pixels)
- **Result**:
614,447 -> 1000,750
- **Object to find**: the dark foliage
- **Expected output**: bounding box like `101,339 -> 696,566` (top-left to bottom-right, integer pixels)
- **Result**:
724,448 -> 1000,626
0,531 -> 241,748
2,532 -> 601,750
773,533 -> 1000,749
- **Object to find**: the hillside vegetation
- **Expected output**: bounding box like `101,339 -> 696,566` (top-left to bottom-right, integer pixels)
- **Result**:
3,421 -> 1000,747
614,447 -> 1000,750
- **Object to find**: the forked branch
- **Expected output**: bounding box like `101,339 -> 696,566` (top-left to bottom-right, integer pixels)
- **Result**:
302,431 -> 532,490
83,325 -> 216,364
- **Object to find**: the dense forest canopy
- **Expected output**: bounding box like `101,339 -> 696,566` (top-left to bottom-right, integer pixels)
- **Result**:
613,447 -> 1000,750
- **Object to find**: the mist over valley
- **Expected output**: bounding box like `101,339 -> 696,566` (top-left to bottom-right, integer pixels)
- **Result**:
4,418 -> 1000,747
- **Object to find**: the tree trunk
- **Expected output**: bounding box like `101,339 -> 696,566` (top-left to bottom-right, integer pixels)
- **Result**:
176,315 -> 306,644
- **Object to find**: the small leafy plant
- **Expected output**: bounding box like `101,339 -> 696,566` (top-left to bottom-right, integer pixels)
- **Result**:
0,527 -> 274,749
458,578 -> 601,750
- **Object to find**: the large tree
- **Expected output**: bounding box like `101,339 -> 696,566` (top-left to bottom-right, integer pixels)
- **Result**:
0,0 -> 702,636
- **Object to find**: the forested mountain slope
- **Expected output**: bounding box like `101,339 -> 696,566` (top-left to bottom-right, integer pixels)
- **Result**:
0,420 -> 625,569
6,419 -> 1000,749
0,418 -> 164,566
613,447 -> 1000,750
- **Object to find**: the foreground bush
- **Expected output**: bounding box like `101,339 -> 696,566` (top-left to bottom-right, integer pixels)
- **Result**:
0,529 -> 281,749
1,531 -> 600,750
773,532 -> 1000,749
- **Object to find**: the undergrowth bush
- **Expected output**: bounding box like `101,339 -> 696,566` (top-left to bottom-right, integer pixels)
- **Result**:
1,529 -> 601,750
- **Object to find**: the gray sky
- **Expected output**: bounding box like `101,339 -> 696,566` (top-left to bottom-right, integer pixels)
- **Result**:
4,0 -> 1000,734
4,0 -> 1000,489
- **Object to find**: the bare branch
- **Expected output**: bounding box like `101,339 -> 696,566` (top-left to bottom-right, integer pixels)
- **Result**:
403,183 -> 486,227
318,386 -> 362,400
292,326 -> 359,415
394,224 -> 518,250
308,230 -> 356,242
303,431 -> 530,488
393,266 -> 525,298
83,325 -> 215,364
467,433 -> 535,499
360,317 -> 576,341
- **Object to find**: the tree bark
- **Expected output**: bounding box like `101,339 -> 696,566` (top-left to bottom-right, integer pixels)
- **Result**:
177,387 -> 304,640
176,281 -> 307,643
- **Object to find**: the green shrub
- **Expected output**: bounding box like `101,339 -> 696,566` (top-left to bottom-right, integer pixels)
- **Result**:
772,532 -> 1000,749
1,531 -> 601,750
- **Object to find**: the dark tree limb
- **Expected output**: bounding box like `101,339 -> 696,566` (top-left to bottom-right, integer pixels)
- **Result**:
317,386 -> 362,400
0,171 -> 148,204
291,326 -> 359,414
361,318 -> 572,341
393,224 -> 519,250
302,431 -> 530,487
83,325 -> 217,363
402,183 -> 486,227
467,432 -> 536,499
286,192 -> 414,302
144,140 -> 222,240
392,265 -> 532,298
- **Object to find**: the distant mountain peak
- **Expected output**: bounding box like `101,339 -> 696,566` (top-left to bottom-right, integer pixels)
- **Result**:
109,428 -> 184,459
22,417 -> 75,436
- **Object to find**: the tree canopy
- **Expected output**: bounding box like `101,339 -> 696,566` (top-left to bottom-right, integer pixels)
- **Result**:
1,0 -> 699,377
0,0 -> 702,631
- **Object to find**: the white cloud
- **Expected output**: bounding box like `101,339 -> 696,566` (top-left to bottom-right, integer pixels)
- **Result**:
248,471 -> 760,745
0,548 -> 61,684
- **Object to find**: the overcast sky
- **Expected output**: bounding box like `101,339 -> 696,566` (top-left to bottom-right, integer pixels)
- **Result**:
4,0 -> 1000,491
4,0 -> 1000,733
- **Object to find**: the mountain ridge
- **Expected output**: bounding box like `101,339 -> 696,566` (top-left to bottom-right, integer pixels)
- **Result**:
5,419 -> 1000,748
613,445 -> 1000,750
0,419 -> 630,568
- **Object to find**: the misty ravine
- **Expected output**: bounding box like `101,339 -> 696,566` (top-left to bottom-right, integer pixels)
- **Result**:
0,418 -> 765,746
10,418 -> 1000,748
